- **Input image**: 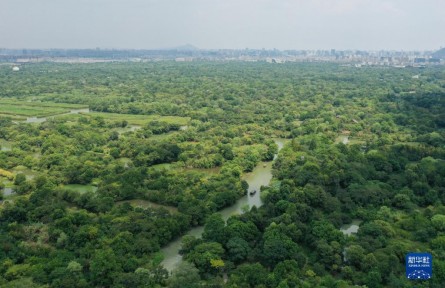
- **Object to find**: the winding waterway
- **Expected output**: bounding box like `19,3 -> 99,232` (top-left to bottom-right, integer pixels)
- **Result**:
160,138 -> 287,271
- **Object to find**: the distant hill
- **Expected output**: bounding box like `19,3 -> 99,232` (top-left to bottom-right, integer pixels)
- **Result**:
171,44 -> 199,51
432,48 -> 445,59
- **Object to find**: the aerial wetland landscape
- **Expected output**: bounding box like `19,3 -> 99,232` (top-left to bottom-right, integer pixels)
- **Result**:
0,61 -> 444,287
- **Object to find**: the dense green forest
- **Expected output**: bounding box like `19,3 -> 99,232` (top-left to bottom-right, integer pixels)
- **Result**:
0,62 -> 444,287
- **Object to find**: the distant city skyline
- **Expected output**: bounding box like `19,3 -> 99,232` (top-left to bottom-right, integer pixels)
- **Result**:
1,0 -> 444,51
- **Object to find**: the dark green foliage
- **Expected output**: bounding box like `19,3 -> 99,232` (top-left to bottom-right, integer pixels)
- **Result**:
168,262 -> 201,288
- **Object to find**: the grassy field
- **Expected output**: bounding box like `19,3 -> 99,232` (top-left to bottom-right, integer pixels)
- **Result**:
0,100 -> 190,128
0,114 -> 26,120
0,104 -> 68,117
0,99 -> 88,117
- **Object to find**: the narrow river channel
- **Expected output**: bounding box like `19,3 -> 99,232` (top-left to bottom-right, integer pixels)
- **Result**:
160,138 -> 288,271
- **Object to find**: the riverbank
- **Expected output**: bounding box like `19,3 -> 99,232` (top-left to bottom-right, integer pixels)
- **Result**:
160,138 -> 288,271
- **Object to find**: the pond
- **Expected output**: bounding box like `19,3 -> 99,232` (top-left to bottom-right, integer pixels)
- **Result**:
160,138 -> 289,271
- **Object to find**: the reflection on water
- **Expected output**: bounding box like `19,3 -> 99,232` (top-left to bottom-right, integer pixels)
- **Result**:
160,138 -> 288,271
159,225 -> 205,272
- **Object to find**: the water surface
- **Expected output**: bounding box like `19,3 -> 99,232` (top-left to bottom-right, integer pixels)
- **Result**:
160,138 -> 288,271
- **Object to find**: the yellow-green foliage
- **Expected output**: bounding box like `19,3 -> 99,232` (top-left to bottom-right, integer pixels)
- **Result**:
0,168 -> 14,180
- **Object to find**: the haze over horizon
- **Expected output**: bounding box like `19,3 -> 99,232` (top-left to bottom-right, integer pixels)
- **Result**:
1,0 -> 444,51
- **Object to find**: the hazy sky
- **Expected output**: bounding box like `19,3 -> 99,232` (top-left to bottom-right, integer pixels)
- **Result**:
1,0 -> 444,50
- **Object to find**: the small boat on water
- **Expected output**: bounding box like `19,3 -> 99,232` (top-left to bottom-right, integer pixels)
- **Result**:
249,190 -> 257,196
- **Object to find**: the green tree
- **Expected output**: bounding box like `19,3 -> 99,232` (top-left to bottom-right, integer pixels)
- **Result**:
168,261 -> 201,288
184,242 -> 224,274
89,248 -> 122,287
228,263 -> 268,288
262,223 -> 300,267
226,237 -> 250,263
13,173 -> 26,186
202,213 -> 226,245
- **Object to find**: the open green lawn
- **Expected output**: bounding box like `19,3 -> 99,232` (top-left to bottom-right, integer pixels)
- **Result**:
0,114 -> 26,120
348,138 -> 366,145
0,99 -> 88,117
0,104 -> 68,117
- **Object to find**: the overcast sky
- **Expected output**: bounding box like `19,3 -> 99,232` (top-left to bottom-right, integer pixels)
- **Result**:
1,0 -> 444,50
